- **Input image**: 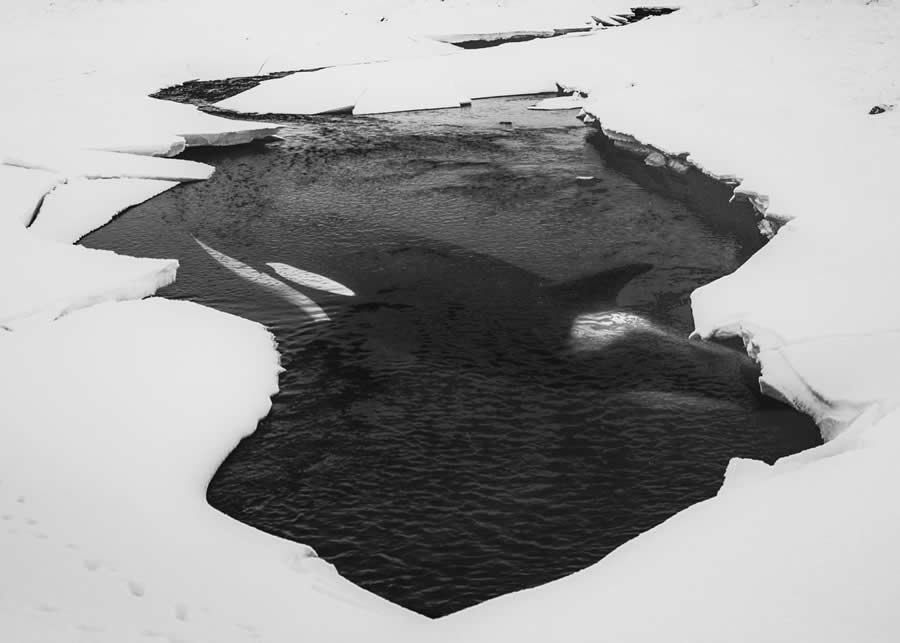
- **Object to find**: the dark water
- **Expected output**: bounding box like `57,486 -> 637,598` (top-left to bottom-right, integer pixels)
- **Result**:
84,96 -> 821,617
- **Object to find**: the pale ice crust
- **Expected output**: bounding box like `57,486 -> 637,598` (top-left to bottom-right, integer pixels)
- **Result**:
29,178 -> 179,244
2,0 -> 900,642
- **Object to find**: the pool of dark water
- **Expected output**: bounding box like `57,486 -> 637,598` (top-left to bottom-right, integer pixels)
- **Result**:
84,96 -> 821,617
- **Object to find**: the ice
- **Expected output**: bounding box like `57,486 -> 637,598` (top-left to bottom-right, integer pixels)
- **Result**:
365,0 -> 635,42
4,0 -> 900,640
195,238 -> 331,322
3,147 -> 213,182
219,36 -> 582,116
218,58 -> 471,116
352,58 -> 469,115
527,95 -> 584,110
0,166 -> 61,228
439,1 -> 900,641
267,262 -> 355,297
29,178 -> 178,244
0,298 -> 424,641
217,65 -> 374,116
439,415 -> 900,643
0,228 -> 177,329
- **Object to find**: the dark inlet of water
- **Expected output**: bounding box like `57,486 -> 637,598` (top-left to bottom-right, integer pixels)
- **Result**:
84,96 -> 821,618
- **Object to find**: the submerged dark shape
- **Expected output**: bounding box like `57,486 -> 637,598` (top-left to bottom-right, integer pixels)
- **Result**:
312,243 -> 650,361
543,262 -> 654,309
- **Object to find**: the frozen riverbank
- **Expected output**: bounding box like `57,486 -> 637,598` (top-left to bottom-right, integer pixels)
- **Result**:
82,98 -> 820,616
2,0 -> 899,641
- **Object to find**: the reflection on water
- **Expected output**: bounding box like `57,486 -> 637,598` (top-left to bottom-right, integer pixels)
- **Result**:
84,96 -> 821,617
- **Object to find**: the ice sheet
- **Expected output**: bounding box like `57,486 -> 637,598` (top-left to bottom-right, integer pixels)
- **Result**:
0,298 -> 425,642
29,178 -> 178,244
0,166 -> 62,228
0,228 -> 177,329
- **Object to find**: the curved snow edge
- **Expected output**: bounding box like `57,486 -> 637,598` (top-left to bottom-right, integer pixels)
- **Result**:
577,109 -> 857,448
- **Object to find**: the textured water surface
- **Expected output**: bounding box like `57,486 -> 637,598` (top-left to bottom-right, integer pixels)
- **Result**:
85,96 -> 821,617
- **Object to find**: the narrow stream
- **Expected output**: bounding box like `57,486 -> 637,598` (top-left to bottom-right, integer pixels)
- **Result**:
84,96 -> 821,617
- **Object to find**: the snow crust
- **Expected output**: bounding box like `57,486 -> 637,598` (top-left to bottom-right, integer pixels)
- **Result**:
4,0 -> 900,641
0,166 -> 62,228
0,298 -> 424,642
528,94 -> 585,111
0,228 -> 177,330
438,2 -> 900,642
217,36 -> 588,114
29,178 -> 178,244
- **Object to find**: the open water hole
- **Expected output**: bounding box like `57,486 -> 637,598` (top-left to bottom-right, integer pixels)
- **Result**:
84,95 -> 821,617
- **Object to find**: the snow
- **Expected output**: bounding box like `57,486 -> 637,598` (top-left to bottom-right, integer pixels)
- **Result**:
348,0 -> 635,42
3,0 -> 900,641
0,166 -> 62,228
528,94 -> 585,110
218,36 -> 578,115
29,178 -> 178,244
218,57 -> 471,116
0,298 -> 424,642
352,58 -> 469,115
0,228 -> 177,330
439,425 -> 900,643
3,147 -> 214,182
438,1 -> 900,641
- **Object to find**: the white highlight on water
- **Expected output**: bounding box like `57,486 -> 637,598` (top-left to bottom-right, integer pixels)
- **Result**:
194,238 -> 330,322
266,262 -> 355,297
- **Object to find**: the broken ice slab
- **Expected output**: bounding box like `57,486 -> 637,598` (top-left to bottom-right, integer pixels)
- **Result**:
2,147 -> 213,181
352,58 -> 469,115
528,95 -> 584,110
0,228 -> 177,329
216,65 -> 369,115
0,165 -> 62,228
28,177 -> 178,244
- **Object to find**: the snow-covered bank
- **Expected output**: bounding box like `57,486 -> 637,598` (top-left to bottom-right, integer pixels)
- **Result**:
0,299 -> 426,642
435,1 -> 900,641
2,0 -> 900,640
